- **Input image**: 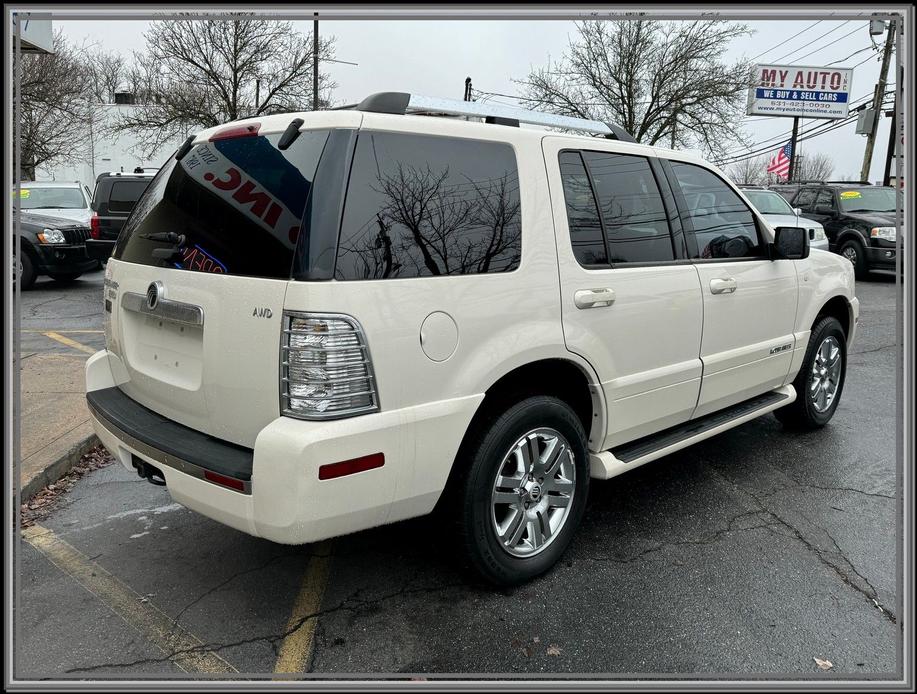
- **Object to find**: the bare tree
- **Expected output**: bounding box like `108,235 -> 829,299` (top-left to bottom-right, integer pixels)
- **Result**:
83,48 -> 127,103
17,31 -> 98,179
114,17 -> 337,156
726,154 -> 770,185
515,20 -> 753,155
794,152 -> 835,182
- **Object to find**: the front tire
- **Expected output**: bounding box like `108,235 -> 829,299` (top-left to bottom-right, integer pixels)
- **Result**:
456,396 -> 590,586
775,316 -> 847,429
839,238 -> 869,280
15,253 -> 36,290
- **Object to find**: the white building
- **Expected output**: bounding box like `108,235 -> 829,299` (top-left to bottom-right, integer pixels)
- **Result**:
37,101 -> 185,189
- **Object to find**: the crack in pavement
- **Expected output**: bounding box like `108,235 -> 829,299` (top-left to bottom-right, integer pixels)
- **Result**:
756,481 -> 896,502
705,466 -> 897,625
850,343 -> 896,356
65,576 -> 467,674
166,550 -> 331,634
576,510 -> 781,566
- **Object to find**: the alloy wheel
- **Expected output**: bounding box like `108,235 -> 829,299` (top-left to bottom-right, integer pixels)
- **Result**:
490,428 -> 576,558
810,335 -> 842,413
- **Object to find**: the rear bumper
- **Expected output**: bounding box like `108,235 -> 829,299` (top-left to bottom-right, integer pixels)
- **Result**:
85,349 -> 483,544
85,239 -> 116,262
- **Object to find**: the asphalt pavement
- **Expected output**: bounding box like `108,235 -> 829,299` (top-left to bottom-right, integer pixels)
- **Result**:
15,271 -> 901,680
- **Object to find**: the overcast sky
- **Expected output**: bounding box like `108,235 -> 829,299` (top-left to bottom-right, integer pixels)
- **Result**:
55,17 -> 897,181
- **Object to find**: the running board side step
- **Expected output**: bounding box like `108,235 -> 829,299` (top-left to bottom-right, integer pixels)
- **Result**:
589,385 -> 796,480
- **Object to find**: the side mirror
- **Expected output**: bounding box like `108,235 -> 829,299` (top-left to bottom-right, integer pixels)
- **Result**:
814,204 -> 835,216
793,207 -> 802,215
772,226 -> 809,260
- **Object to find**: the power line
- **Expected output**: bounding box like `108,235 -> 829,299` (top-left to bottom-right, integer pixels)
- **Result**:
748,19 -> 823,62
826,45 -> 875,66
769,20 -> 851,64
780,23 -> 862,64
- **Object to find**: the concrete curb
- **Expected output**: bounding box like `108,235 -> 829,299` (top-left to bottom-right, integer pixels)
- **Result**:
21,433 -> 101,503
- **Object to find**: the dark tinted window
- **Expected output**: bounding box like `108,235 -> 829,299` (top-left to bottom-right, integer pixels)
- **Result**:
671,162 -> 762,259
558,151 -> 606,266
583,151 -> 673,263
335,132 -> 521,280
108,180 -> 152,212
794,187 -> 818,209
814,189 -> 835,208
114,130 -> 329,278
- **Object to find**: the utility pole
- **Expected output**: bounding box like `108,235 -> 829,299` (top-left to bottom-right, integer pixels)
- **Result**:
788,116 -> 800,182
860,20 -> 896,182
464,77 -> 472,101
255,79 -> 260,116
312,12 -> 319,111
883,64 -> 902,187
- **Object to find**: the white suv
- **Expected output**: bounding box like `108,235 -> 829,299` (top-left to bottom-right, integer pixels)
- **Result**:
85,93 -> 858,585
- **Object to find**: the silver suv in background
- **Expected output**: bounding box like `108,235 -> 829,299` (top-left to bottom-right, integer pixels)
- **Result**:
13,181 -> 93,226
738,186 -> 829,251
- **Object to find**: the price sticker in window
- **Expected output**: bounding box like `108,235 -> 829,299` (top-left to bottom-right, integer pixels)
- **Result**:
12,189 -> 30,198
840,191 -> 862,199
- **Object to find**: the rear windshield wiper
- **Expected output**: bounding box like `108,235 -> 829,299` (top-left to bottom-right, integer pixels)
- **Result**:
139,231 -> 185,244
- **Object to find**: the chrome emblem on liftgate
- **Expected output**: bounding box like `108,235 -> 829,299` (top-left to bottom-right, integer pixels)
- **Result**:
146,281 -> 164,310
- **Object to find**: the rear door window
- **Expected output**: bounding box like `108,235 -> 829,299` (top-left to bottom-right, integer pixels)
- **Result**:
558,151 -> 606,266
334,131 -> 522,280
582,151 -> 674,264
793,187 -> 817,210
114,130 -> 330,279
670,162 -> 764,260
108,180 -> 152,213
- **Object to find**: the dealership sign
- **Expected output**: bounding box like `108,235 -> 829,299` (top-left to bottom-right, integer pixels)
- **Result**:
747,64 -> 854,119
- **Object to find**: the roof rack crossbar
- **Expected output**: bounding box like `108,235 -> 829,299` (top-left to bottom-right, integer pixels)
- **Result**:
354,92 -> 636,141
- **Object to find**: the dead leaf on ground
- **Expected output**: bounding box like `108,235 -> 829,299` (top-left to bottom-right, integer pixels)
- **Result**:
813,657 -> 833,670
546,645 -> 562,656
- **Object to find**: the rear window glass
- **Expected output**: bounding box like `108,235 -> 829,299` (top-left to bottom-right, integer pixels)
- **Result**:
114,130 -> 329,279
108,180 -> 152,212
334,131 -> 522,280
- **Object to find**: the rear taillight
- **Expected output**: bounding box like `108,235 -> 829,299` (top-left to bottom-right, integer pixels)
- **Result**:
280,312 -> 379,420
90,214 -> 100,239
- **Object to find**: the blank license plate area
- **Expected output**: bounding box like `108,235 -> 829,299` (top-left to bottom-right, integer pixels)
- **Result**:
122,311 -> 204,390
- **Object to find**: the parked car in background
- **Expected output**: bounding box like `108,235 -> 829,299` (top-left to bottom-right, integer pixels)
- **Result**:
86,93 -> 858,586
14,211 -> 96,289
789,183 -> 900,278
738,186 -> 828,251
12,181 -> 93,226
86,170 -> 157,263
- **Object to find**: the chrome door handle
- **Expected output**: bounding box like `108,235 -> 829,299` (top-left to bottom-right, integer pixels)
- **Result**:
574,288 -> 616,309
709,278 -> 737,295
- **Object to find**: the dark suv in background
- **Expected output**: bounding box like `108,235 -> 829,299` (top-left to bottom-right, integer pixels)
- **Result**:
14,211 -> 97,289
789,182 -> 899,278
86,169 -> 156,262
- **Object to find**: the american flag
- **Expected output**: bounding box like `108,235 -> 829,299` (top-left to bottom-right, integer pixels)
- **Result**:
767,142 -> 793,180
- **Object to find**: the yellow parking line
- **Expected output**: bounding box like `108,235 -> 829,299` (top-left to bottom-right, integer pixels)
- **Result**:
41,331 -> 97,355
273,541 -> 333,675
22,525 -> 237,674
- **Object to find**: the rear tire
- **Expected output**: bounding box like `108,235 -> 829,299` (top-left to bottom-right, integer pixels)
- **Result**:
839,238 -> 869,280
48,272 -> 82,283
455,396 -> 590,586
775,316 -> 847,430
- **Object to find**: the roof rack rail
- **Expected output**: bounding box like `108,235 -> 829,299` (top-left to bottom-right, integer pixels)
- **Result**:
824,180 -> 872,185
352,92 -> 637,142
